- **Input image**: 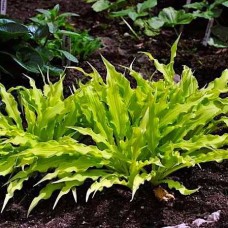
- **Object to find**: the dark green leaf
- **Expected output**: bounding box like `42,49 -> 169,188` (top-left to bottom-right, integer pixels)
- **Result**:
92,0 -> 110,12
36,9 -> 51,17
13,47 -> 44,73
59,50 -> 79,63
111,8 -> 134,18
158,7 -> 194,27
0,20 -> 29,40
137,0 -> 157,13
128,12 -> 140,21
183,2 -> 206,10
223,1 -> 228,7
211,25 -> 228,42
60,12 -> 79,17
147,17 -> 164,30
208,37 -> 228,48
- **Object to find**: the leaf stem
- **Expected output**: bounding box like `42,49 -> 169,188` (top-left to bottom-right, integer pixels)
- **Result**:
202,18 -> 214,46
121,17 -> 140,40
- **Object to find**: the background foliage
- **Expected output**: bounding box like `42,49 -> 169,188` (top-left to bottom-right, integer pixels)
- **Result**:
0,5 -> 100,78
85,0 -> 228,45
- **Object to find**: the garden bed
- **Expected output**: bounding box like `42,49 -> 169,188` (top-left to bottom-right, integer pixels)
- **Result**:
0,0 -> 227,227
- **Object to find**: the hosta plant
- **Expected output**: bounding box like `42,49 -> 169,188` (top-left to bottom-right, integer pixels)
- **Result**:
0,75 -> 89,213
0,38 -> 227,215
71,38 -> 228,200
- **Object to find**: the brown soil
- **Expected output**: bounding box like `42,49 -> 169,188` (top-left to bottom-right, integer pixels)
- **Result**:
0,0 -> 228,227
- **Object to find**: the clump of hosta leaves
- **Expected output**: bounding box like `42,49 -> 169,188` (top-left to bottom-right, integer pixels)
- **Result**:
0,75 -> 92,214
0,38 -> 227,215
71,38 -> 228,200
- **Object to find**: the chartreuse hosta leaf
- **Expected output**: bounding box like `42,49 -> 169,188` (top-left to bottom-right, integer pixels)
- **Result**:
0,38 -> 227,215
1,177 -> 28,213
142,35 -> 180,84
27,183 -> 64,216
86,174 -> 128,202
0,84 -> 23,129
160,179 -> 199,195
